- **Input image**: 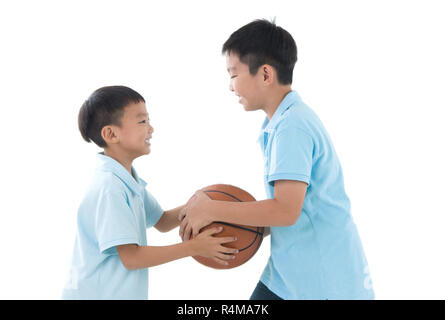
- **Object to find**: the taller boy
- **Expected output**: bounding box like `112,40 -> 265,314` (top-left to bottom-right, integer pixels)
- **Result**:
180,19 -> 375,300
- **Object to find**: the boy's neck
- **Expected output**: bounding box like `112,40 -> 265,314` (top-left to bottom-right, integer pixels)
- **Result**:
263,85 -> 293,120
103,148 -> 135,178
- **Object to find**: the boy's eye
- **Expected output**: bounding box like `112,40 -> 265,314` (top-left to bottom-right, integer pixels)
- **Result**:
140,120 -> 149,124
231,75 -> 237,79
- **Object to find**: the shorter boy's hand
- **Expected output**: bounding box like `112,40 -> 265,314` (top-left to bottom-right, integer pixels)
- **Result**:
189,226 -> 238,266
179,190 -> 213,241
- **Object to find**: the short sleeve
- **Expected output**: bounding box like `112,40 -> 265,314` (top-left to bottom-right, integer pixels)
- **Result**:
95,191 -> 141,255
268,126 -> 313,185
143,190 -> 164,228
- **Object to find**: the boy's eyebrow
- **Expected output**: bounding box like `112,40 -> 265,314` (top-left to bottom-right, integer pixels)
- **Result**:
227,66 -> 236,72
136,112 -> 149,118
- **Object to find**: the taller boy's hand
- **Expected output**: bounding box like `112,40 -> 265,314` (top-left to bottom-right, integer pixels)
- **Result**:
179,190 -> 213,241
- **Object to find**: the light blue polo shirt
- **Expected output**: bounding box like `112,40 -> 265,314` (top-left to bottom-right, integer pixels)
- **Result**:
259,91 -> 375,300
62,153 -> 163,300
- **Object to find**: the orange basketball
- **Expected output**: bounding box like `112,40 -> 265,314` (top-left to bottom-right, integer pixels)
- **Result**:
191,184 -> 264,269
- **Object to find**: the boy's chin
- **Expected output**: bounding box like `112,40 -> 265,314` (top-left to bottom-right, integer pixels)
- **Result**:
143,147 -> 151,155
243,104 -> 258,111
135,147 -> 151,157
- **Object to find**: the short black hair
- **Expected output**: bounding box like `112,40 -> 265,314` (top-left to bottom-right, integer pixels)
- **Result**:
222,19 -> 297,85
78,85 -> 145,148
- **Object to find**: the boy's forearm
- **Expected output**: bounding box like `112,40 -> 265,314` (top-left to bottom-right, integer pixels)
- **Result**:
124,242 -> 194,270
207,198 -> 295,227
155,204 -> 186,232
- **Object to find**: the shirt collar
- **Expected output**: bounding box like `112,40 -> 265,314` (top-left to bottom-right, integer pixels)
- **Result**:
96,152 -> 147,196
257,90 -> 302,142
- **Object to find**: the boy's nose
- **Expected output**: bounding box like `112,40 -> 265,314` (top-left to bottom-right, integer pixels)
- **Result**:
148,124 -> 154,134
229,82 -> 234,92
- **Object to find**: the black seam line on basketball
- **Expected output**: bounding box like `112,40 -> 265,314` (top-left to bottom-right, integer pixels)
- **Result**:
215,221 -> 264,236
222,230 -> 260,253
215,222 -> 263,253
204,190 -> 263,235
239,231 -> 260,253
203,190 -> 263,252
204,190 -> 244,203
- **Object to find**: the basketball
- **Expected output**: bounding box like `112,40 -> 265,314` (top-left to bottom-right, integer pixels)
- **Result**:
191,184 -> 264,269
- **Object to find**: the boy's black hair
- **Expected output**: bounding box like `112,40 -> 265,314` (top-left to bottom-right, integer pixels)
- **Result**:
222,19 -> 297,85
78,86 -> 145,148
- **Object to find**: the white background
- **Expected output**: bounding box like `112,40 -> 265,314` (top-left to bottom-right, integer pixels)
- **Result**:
0,0 -> 444,299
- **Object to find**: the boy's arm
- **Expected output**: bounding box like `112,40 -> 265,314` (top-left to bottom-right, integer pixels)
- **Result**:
154,204 -> 186,233
180,180 -> 307,240
116,227 -> 238,270
116,242 -> 193,270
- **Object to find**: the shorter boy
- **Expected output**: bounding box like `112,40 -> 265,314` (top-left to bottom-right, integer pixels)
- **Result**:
62,86 -> 238,300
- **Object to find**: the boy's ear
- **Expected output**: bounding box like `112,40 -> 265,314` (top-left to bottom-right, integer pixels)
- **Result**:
101,125 -> 120,145
261,64 -> 275,86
